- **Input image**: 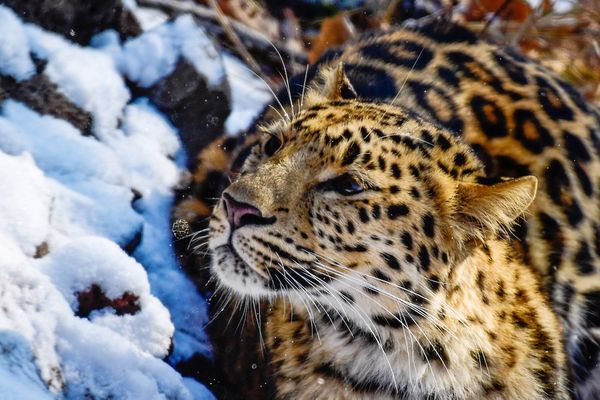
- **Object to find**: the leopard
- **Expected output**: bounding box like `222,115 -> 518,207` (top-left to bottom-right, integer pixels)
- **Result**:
174,18 -> 600,399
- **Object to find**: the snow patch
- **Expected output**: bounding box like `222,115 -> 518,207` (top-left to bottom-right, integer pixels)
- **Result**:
0,152 -> 51,257
115,15 -> 226,88
0,7 -> 35,81
223,53 -> 272,135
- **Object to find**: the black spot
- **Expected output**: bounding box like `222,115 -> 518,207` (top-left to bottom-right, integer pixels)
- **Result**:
420,341 -> 449,366
381,253 -> 401,270
422,213 -> 435,238
470,95 -> 507,138
447,50 -> 521,100
361,151 -> 372,164
371,204 -> 381,220
575,242 -> 595,275
360,126 -> 371,142
436,134 -> 452,151
410,187 -> 420,199
391,163 -> 401,179
339,291 -> 355,304
470,350 -> 487,369
418,245 -> 430,271
513,109 -> 555,154
574,164 -> 593,197
494,155 -> 531,178
407,80 -> 462,134
536,76 -> 574,121
389,185 -> 400,194
437,66 -> 460,87
594,224 -> 600,257
453,152 -> 467,166
372,268 -> 391,282
564,131 -> 591,162
358,208 -> 369,223
346,221 -> 355,234
342,142 -> 361,166
372,313 -> 410,329
428,276 -> 440,292
361,40 -> 433,71
494,51 -> 528,85
409,165 -> 420,178
344,64 -> 398,100
415,21 -> 477,44
387,204 -> 409,219
545,159 -> 583,226
401,232 -> 413,250
539,212 -> 564,270
378,156 -> 386,171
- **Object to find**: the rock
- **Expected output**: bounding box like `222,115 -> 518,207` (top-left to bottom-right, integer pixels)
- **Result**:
1,0 -> 141,44
143,59 -> 231,165
0,73 -> 93,135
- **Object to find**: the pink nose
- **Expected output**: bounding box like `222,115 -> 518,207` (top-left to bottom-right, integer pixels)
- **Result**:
222,193 -> 261,229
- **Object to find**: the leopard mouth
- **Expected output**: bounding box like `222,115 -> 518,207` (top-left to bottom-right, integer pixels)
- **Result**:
212,243 -> 331,294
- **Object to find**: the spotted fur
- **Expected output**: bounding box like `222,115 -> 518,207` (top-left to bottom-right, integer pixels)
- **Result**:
178,18 -> 600,399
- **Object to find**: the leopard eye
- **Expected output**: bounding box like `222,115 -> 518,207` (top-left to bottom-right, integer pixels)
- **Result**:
319,173 -> 364,196
264,135 -> 282,157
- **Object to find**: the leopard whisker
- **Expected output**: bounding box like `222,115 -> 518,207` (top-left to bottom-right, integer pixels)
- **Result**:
300,63 -> 310,111
268,40 -> 296,119
230,66 -> 290,121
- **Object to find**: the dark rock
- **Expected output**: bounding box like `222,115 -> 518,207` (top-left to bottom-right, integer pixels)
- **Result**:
76,284 -> 141,318
1,0 -> 142,45
0,73 -> 93,135
141,59 -> 231,166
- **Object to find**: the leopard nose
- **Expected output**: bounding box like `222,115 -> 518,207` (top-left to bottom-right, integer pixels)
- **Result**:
222,193 -> 262,230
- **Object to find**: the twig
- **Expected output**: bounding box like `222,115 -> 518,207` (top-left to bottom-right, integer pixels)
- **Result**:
206,0 -> 275,87
479,0 -> 514,37
137,0 -> 305,78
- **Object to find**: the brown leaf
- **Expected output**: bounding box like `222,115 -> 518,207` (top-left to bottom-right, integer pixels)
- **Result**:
308,13 -> 355,64
464,0 -> 531,22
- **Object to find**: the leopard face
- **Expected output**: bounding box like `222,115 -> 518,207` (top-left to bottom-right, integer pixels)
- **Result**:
208,88 -> 536,324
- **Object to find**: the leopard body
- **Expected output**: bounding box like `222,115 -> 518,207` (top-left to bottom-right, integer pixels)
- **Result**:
176,19 -> 600,399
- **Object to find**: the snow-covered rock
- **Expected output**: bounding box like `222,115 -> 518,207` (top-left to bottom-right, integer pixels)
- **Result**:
0,0 -> 272,397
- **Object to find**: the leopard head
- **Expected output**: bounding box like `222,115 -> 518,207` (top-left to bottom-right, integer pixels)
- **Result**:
208,64 -> 537,320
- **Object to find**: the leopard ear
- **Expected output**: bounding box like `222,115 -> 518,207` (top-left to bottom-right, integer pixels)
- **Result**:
324,62 -> 357,100
305,63 -> 357,106
452,176 -> 537,241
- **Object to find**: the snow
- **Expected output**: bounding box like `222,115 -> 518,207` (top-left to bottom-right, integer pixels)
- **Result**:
0,0 -> 273,397
123,0 -> 170,31
0,3 -> 218,398
223,54 -> 272,135
0,152 -> 51,257
105,15 -> 226,89
26,25 -> 131,141
0,332 -> 54,400
0,7 -> 35,81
